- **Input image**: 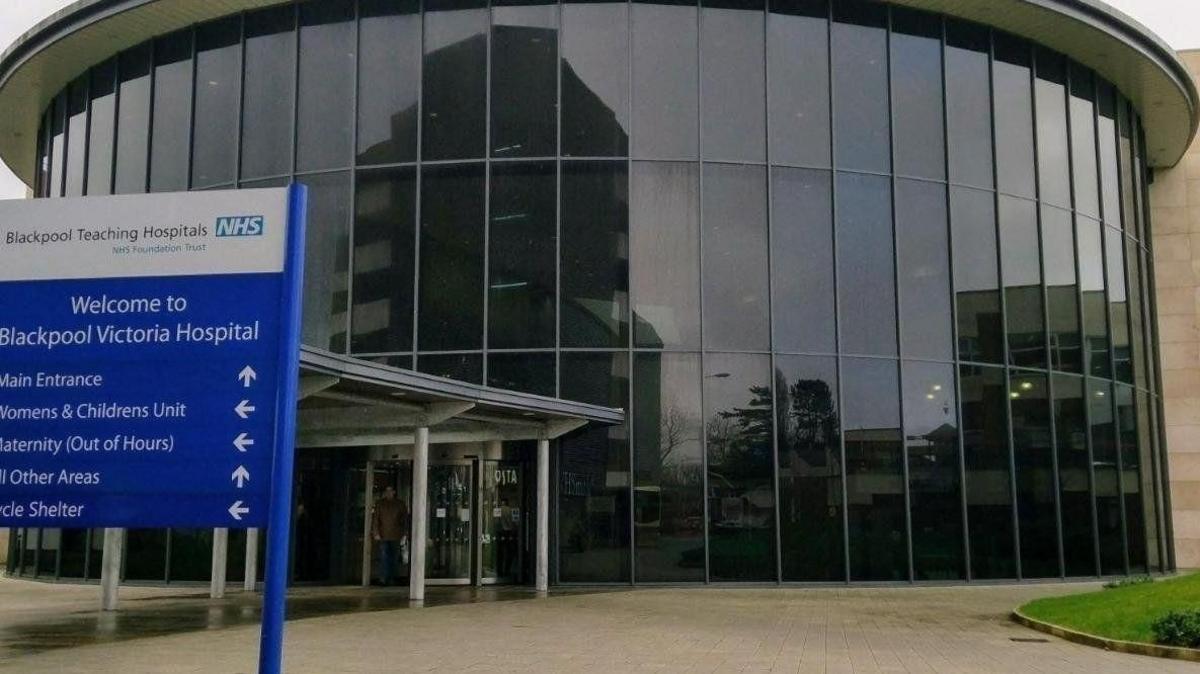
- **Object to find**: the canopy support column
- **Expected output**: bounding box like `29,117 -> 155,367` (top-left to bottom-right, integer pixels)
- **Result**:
361,460 -> 374,587
536,437 -> 549,594
100,527 -> 123,611
409,427 -> 429,605
210,528 -> 228,599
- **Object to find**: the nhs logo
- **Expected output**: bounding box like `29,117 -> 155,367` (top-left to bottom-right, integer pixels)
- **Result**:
215,215 -> 265,237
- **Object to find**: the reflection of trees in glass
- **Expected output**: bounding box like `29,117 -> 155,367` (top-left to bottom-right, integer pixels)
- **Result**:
707,384 -> 773,482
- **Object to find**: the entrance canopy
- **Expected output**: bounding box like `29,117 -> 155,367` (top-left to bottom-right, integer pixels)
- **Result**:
297,347 -> 623,448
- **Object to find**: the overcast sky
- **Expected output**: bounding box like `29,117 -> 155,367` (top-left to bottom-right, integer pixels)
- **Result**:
0,0 -> 1198,199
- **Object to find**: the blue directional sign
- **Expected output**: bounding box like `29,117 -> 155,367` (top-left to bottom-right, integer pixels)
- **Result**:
0,187 -> 301,529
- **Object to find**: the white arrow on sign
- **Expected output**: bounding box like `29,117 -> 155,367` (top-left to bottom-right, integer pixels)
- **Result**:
238,365 -> 257,388
233,432 -> 254,453
234,400 -> 256,419
228,501 -> 250,521
232,465 -> 250,488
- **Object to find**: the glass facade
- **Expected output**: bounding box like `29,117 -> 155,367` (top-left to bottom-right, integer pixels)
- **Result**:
13,0 -> 1170,585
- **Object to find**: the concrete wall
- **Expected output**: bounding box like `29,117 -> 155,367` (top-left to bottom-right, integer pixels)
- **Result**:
1149,49 -> 1200,569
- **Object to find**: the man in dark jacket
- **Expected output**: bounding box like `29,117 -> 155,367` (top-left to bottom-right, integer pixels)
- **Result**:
371,486 -> 409,586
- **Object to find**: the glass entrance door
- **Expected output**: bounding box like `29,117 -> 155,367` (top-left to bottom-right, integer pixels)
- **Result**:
426,463 -> 473,584
480,461 -> 523,584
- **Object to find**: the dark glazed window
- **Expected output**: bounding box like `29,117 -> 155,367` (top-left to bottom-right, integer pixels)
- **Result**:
419,163 -> 485,351
837,172 -> 895,357
297,171 -> 351,352
633,352 -> 705,582
843,357 -> 905,581
488,161 -> 557,349
631,1 -> 698,159
891,8 -> 944,180
772,168 -> 834,354
1136,390 -> 1161,572
149,32 -> 193,193
86,60 -> 116,196
961,364 -> 1015,579
1011,371 -> 1057,578
999,196 -> 1045,368
1117,385 -> 1145,572
1125,239 -> 1147,389
297,0 -> 355,172
1106,227 -> 1132,383
358,0 -> 420,165
631,162 -> 700,349
1096,83 -> 1121,225
35,109 -> 49,198
946,20 -> 992,188
1053,374 -> 1094,576
559,351 -> 631,583
1077,217 -> 1110,378
1117,98 -> 1136,232
702,164 -> 769,351
351,167 -> 416,353
904,361 -> 963,580
492,3 -> 558,158
64,78 -> 88,197
776,355 -> 842,581
115,44 -> 151,194
487,352 -> 555,396
768,0 -> 830,168
1034,49 -> 1070,209
701,2 -> 765,162
241,6 -> 295,180
423,0 -> 488,161
192,18 -> 241,188
951,187 -> 1003,364
561,161 -> 629,348
48,95 -> 64,198
831,1 -> 889,173
993,34 -> 1035,199
897,179 -> 952,361
1042,206 -> 1081,373
1089,380 -> 1124,575
705,353 -> 775,581
418,353 -> 482,383
1069,64 -> 1100,219
562,1 -> 629,157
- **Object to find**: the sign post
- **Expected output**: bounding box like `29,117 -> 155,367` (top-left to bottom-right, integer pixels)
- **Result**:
0,185 -> 305,673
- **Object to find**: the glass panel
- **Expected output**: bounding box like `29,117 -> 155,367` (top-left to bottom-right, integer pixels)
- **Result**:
843,357 -> 905,580
115,44 -> 152,194
422,2 -> 488,160
427,464 -> 473,580
831,1 -> 888,173
561,161 -> 629,348
488,161 -> 557,349
35,111 -> 49,199
768,0 -> 829,168
1095,83 -> 1120,225
168,529 -> 213,581
891,8 -> 944,180
961,364 -> 1015,579
1117,385 -> 1145,572
491,3 -> 557,158
896,179 -> 952,361
705,353 -> 775,581
904,361 -> 963,580
351,167 -> 416,353
1010,371 -> 1057,578
702,163 -> 769,350
837,172 -> 895,356
1042,206 -> 1080,373
417,353 -> 482,383
241,6 -> 295,180
296,0 -> 355,172
487,352 -> 555,396
419,163 -> 485,351
1069,64 -> 1100,219
772,168 -> 834,353
357,0 -> 420,165
1034,49 -> 1070,209
1053,374 -> 1094,576
149,31 -> 192,193
64,78 -> 88,197
993,34 -> 1035,198
776,354 -> 843,581
1106,227 -> 1132,383
1117,97 -> 1135,232
701,2 -> 765,162
124,530 -> 167,580
1077,217 -> 1110,378
58,529 -> 87,578
631,1 -> 698,159
1136,390 -> 1161,572
48,94 -> 64,198
945,20 -> 992,188
192,17 -> 241,188
561,1 -> 629,157
558,351 -> 631,582
298,171 -> 352,352
1126,239 -> 1146,389
999,196 -> 1045,368
1090,380 -> 1123,575
951,187 -> 1003,364
633,352 -> 705,582
86,60 -> 117,196
631,161 -> 700,349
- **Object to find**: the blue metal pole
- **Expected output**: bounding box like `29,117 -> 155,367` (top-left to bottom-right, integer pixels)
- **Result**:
258,184 -> 307,674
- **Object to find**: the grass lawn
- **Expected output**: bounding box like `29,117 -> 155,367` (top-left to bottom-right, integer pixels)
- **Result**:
1020,573 -> 1200,644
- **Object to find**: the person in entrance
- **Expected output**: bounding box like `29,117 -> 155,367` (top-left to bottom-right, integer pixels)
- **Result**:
371,486 -> 410,585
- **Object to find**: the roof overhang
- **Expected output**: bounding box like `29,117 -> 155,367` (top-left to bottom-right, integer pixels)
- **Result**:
0,0 -> 1196,186
297,346 -> 623,449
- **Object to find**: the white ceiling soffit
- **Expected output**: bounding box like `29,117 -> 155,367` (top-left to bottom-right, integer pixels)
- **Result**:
0,0 -> 1195,188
